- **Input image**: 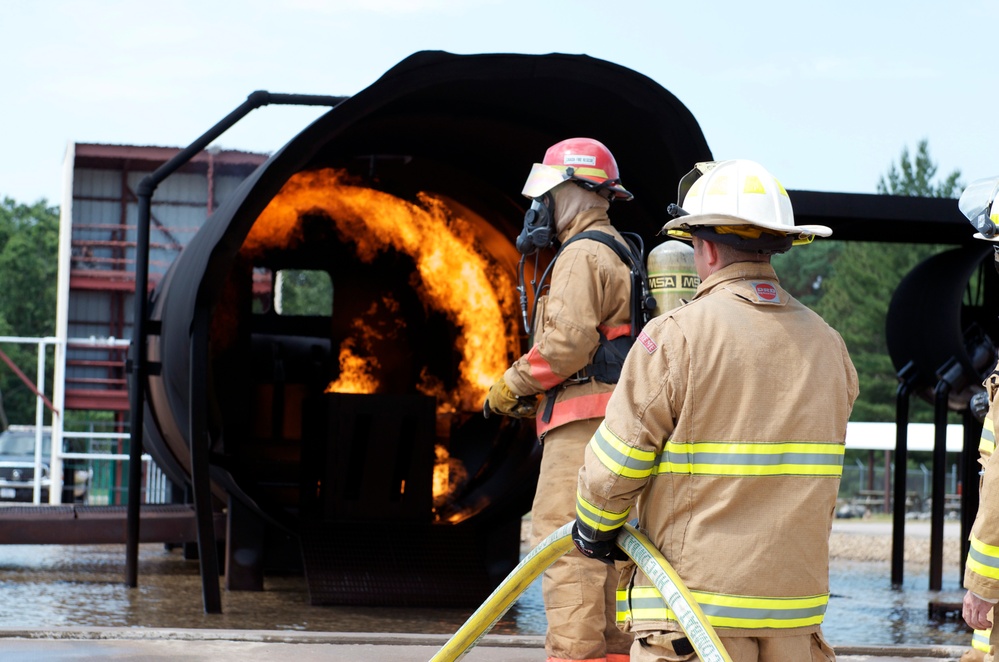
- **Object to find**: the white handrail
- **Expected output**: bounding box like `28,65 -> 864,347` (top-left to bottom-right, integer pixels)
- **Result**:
0,335 -> 169,505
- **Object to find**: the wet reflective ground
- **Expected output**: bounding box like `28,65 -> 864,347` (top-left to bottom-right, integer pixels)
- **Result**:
0,541 -> 972,647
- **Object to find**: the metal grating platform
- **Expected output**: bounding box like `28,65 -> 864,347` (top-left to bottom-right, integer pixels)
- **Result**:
299,521 -> 497,608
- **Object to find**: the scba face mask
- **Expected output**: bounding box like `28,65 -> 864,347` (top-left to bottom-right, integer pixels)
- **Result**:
516,193 -> 556,255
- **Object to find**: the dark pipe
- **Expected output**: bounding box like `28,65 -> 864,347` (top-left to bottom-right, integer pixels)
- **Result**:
962,408 -> 982,582
127,190 -> 151,589
189,309 -> 220,612
931,358 -> 963,590
127,91 -> 346,593
892,360 -> 918,587
886,245 -> 993,406
886,246 -> 999,591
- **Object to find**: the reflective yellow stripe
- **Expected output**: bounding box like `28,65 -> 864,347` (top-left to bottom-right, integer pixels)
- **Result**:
656,441 -> 844,477
575,493 -> 631,535
981,417 -> 995,456
973,628 -> 992,652
622,586 -> 828,630
590,421 -> 656,479
616,587 -> 631,624
969,534 -> 999,580
551,164 -> 611,180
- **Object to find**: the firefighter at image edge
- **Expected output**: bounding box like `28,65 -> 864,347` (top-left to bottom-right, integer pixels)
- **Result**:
959,174 -> 999,662
484,137 -> 641,662
572,159 -> 859,661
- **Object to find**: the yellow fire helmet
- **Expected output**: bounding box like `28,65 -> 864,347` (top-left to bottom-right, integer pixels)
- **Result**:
662,160 -> 831,252
961,175 -> 999,241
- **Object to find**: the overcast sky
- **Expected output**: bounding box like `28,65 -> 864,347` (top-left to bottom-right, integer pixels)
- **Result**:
3,0 -> 997,206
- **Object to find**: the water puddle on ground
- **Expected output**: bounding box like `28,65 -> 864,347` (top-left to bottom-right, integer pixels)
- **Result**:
0,543 -> 973,648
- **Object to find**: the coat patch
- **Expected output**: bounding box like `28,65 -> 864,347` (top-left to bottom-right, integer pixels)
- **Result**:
750,281 -> 781,304
638,330 -> 658,354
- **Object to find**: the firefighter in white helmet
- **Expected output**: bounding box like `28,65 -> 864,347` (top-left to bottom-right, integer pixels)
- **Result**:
484,137 -> 637,662
959,175 -> 999,662
572,159 -> 858,661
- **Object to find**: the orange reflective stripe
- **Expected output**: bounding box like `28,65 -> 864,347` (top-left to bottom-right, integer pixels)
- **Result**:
598,322 -> 632,341
525,344 -> 562,390
537,391 -> 613,435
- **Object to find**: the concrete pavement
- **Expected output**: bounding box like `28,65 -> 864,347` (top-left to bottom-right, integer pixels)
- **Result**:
0,629 -> 972,661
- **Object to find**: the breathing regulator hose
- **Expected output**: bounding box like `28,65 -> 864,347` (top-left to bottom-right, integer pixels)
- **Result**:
429,521 -> 732,662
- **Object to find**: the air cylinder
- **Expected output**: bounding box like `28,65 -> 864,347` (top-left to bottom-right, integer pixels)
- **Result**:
647,239 -> 698,317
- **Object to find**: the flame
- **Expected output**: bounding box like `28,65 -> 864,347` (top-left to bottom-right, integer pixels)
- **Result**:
325,338 -> 379,394
248,168 -> 518,411
432,444 -> 468,510
324,297 -> 403,394
416,367 -> 455,415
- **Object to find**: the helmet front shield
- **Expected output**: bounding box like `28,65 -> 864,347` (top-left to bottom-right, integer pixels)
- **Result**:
960,176 -> 999,240
672,161 -> 718,216
521,163 -> 569,199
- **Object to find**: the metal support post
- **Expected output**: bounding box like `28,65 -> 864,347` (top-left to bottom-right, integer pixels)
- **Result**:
930,358 -> 963,590
892,361 -> 918,587
961,408 -> 982,582
189,309 -> 221,613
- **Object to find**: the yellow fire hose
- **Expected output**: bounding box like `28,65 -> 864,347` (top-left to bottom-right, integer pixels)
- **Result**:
430,521 -> 731,662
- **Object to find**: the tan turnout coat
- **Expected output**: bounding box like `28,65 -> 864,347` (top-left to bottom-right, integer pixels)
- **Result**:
965,359 -> 999,649
504,208 -> 634,437
577,261 -> 858,638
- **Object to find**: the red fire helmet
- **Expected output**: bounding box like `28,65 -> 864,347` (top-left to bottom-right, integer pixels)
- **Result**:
521,137 -> 633,201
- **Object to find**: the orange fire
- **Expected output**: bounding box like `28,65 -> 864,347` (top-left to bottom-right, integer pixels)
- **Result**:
248,168 -> 519,412
432,444 -> 468,517
324,297 -> 402,394
245,169 -> 523,514
325,338 -> 379,394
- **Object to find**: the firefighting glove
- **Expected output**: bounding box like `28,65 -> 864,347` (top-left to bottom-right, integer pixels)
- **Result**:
571,521 -> 627,565
482,379 -> 540,419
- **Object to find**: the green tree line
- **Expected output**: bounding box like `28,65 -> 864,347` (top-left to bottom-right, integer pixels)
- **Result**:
0,197 -> 59,426
774,139 -> 963,423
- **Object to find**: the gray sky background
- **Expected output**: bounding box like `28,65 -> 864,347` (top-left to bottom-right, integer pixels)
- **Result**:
3,0 -> 997,206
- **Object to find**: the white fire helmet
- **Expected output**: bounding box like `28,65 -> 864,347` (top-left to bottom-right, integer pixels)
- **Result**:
961,175 -> 999,241
662,160 -> 831,252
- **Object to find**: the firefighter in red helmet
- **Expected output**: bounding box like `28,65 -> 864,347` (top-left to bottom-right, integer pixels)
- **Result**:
484,137 -> 637,662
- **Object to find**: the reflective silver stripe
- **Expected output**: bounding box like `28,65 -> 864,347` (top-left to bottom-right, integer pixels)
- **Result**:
590,421 -> 656,479
624,587 -> 828,629
576,494 -> 631,535
616,588 -> 630,624
968,533 -> 999,580
657,441 -> 844,477
981,417 -> 995,454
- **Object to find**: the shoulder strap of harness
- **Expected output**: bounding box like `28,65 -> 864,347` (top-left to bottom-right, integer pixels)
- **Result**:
556,230 -> 651,337
540,231 -> 651,424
